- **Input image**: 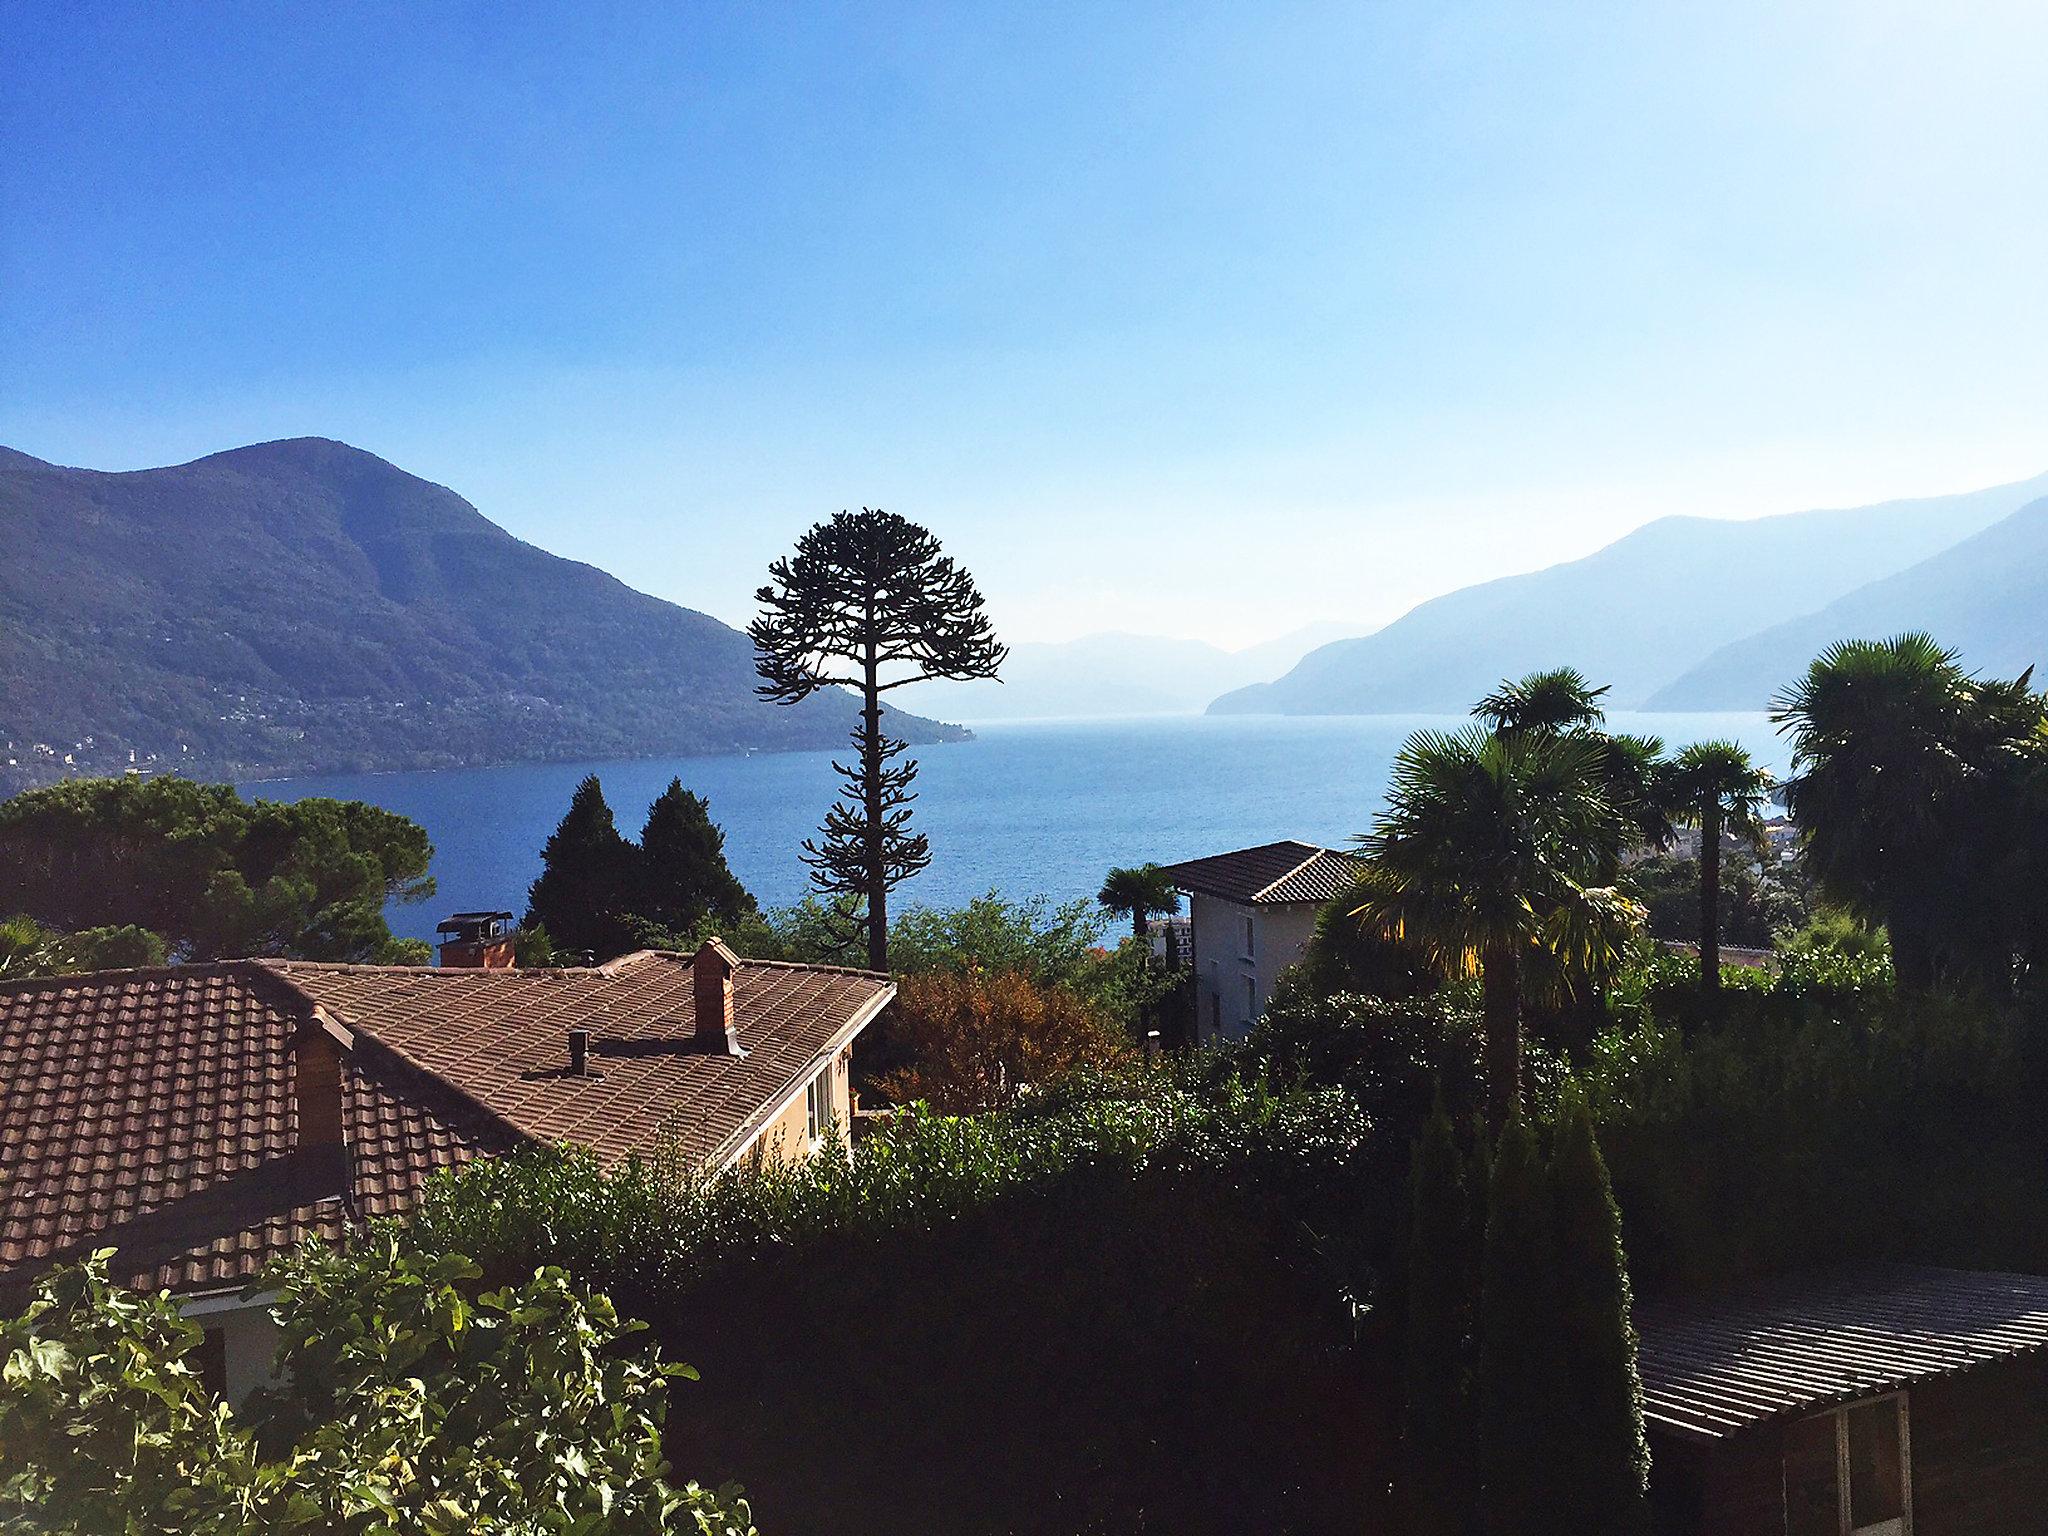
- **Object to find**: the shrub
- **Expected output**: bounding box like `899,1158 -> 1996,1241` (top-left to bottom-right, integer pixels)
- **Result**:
0,1241 -> 753,1535
409,1072 -> 1387,1536
873,968 -> 1134,1112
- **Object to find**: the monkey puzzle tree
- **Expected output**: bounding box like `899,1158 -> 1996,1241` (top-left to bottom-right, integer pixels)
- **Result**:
751,510 -> 1005,972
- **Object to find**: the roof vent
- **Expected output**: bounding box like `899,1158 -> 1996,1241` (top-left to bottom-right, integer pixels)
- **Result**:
693,938 -> 745,1057
567,1026 -> 591,1077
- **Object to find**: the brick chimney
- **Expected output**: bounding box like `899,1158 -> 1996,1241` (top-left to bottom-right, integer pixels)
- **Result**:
693,938 -> 745,1057
292,1014 -> 355,1151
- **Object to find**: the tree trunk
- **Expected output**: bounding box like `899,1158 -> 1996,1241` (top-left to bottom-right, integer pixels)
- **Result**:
1132,906 -> 1146,941
862,646 -> 888,974
1481,940 -> 1523,1129
1699,800 -> 1722,1003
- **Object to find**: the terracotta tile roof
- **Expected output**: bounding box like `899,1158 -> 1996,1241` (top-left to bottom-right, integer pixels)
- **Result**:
0,952 -> 891,1297
1157,840 -> 1365,905
1637,1265 -> 2048,1441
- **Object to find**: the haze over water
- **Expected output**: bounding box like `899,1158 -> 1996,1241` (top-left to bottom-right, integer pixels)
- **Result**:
250,714 -> 1786,946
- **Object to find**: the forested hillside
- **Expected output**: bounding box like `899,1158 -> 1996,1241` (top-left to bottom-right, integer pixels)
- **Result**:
0,439 -> 960,789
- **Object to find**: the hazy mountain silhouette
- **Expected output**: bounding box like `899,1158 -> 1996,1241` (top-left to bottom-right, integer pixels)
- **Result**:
0,438 -> 961,785
1208,472 -> 2048,716
898,621 -> 1367,720
1647,494 -> 2048,709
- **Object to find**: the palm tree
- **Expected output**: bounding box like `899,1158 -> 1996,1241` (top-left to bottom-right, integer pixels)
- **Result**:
1350,727 -> 1642,1125
1665,740 -> 1774,997
1771,634 -> 1974,990
1097,863 -> 1181,941
1473,668 -> 1612,736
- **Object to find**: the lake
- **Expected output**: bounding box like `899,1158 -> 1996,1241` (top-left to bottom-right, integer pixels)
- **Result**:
247,712 -> 1787,945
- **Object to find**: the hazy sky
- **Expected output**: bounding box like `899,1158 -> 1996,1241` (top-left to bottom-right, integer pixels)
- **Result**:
5,2 -> 2046,647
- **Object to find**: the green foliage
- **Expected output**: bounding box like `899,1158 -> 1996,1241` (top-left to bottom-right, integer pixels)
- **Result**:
0,1244 -> 754,1536
632,779 -> 758,938
408,1072 -> 1381,1536
1096,862 -> 1181,938
1548,1084 -> 1649,1533
0,1251 -> 264,1530
1626,853 -> 1810,949
0,777 -> 433,963
1477,1113 -> 1563,1534
1400,1098 -> 1476,1536
1350,723 -> 1644,1121
750,507 -> 1006,970
1773,632 -> 2048,991
1293,895 -> 1438,1000
525,776 -> 760,963
523,775 -> 641,960
1585,979 -> 2045,1292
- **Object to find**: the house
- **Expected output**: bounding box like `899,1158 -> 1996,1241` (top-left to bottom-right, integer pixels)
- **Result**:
0,936 -> 894,1400
1155,840 -> 1363,1044
1638,1264 -> 2048,1535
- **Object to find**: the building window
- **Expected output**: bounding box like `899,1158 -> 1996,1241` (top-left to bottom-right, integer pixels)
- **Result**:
1784,1393 -> 1910,1536
1245,974 -> 1258,1023
1243,914 -> 1256,960
806,1072 -> 830,1141
195,1326 -> 227,1398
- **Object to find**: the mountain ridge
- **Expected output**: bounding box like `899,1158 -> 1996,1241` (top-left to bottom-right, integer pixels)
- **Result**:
1208,471 -> 2048,716
1647,493 -> 2048,709
0,437 -> 963,790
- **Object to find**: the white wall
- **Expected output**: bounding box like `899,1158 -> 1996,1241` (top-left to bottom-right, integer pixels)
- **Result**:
1186,893 -> 1320,1045
184,1291 -> 282,1406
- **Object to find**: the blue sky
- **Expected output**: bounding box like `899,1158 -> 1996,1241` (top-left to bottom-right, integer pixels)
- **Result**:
5,1 -> 2046,646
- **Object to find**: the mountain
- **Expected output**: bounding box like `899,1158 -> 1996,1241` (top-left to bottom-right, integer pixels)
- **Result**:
1647,495 -> 2048,709
1208,472 -> 2048,716
897,621 -> 1368,720
0,438 -> 962,788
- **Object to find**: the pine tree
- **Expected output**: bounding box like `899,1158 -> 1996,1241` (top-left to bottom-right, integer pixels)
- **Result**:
523,776 -> 638,961
1478,1111 -> 1564,1535
1402,1096 -> 1477,1536
633,780 -> 757,939
1550,1083 -> 1651,1532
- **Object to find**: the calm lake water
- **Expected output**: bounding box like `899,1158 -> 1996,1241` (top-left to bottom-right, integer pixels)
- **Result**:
247,713 -> 1786,945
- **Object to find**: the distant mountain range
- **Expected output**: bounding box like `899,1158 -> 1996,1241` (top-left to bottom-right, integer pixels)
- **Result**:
0,438 -> 960,790
1209,471 -> 2048,717
1649,492 -> 2048,708
896,622 -> 1368,720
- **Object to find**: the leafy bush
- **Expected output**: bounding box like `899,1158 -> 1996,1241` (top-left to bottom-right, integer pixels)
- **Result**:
0,1239 -> 752,1535
1584,985 -> 2046,1291
409,1071 -> 1388,1536
872,968 -> 1134,1112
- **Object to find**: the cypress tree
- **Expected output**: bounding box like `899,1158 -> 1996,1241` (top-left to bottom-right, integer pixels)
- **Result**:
633,780 -> 757,939
1550,1083 -> 1651,1531
523,775 -> 638,961
1478,1111 -> 1564,1535
1402,1095 -> 1477,1536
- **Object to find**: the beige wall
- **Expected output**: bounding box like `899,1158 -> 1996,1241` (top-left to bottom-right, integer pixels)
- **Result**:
739,1045 -> 854,1164
186,1292 -> 281,1407
1187,893 -> 1320,1045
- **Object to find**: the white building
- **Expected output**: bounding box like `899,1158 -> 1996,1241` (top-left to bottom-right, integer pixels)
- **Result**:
1157,840 -> 1365,1045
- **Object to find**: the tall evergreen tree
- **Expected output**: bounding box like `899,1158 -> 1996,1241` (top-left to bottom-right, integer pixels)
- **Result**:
523,776 -> 638,961
1478,1112 -> 1564,1535
751,509 -> 1005,972
633,780 -> 757,938
1402,1097 -> 1477,1536
1550,1084 -> 1651,1533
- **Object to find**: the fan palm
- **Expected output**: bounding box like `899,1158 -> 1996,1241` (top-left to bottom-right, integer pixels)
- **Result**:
1350,727 -> 1642,1124
1772,634 -> 1978,988
1097,863 -> 1181,941
1665,740 -> 1774,996
1473,668 -> 1612,736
